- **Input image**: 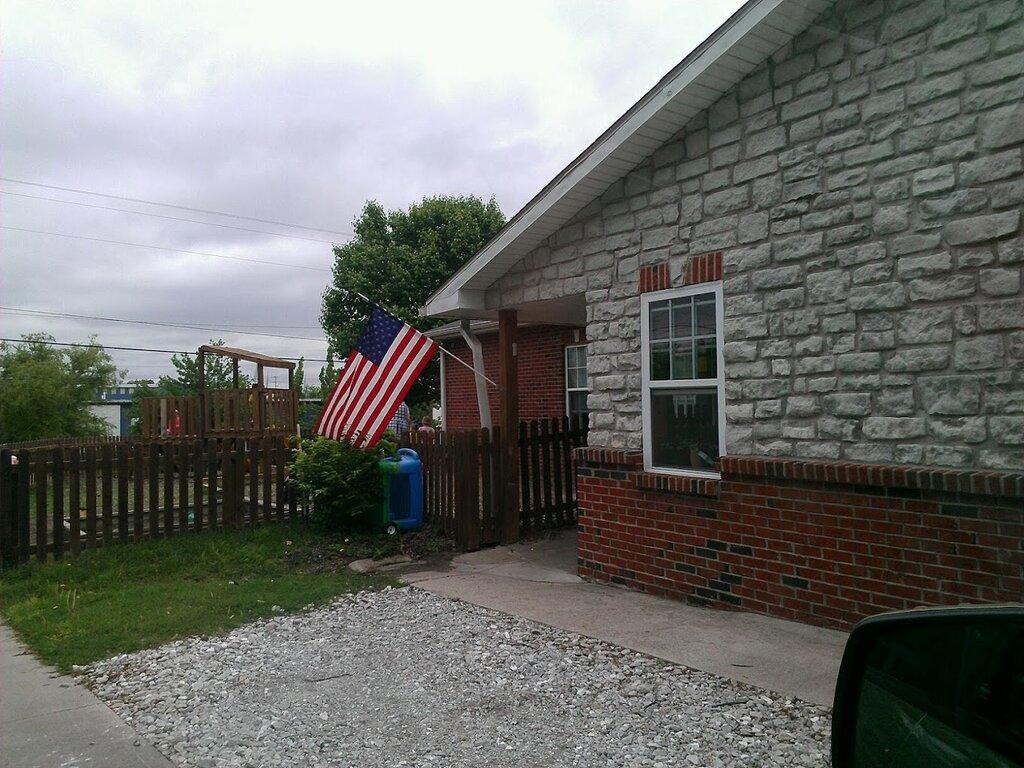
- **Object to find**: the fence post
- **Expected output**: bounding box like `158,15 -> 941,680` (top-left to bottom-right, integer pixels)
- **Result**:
148,443 -> 160,538
193,440 -> 204,531
16,451 -> 30,564
101,444 -> 114,546
490,426 -> 504,547
162,444 -> 175,536
69,448 -> 82,555
221,440 -> 235,527
465,431 -> 481,551
0,449 -> 13,568
551,418 -> 566,527
207,440 -> 219,530
32,454 -> 47,563
285,438 -> 296,519
52,448 -> 66,559
84,446 -> 98,548
116,444 -> 129,544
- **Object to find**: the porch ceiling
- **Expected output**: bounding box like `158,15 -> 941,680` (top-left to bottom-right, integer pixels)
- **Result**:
421,0 -> 834,319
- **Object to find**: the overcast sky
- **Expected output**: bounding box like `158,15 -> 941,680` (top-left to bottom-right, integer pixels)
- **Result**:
1,0 -> 743,385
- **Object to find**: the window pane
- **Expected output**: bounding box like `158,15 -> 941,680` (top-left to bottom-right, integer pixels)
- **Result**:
671,339 -> 694,380
650,390 -> 719,471
567,368 -> 579,389
650,342 -> 670,380
695,337 -> 717,379
671,298 -> 693,337
568,391 -> 588,418
576,366 -> 588,388
650,304 -> 670,340
695,298 -> 716,335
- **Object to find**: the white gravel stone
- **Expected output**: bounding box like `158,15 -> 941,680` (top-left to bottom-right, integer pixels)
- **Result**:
82,588 -> 831,767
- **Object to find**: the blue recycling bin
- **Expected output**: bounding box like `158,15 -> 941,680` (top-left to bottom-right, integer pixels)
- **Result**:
382,448 -> 423,533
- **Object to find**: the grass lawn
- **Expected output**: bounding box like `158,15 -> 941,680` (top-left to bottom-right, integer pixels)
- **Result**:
0,523 -> 409,672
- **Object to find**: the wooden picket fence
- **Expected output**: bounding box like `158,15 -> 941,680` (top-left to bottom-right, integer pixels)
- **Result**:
407,417 -> 587,550
0,435 -> 129,451
0,437 -> 298,567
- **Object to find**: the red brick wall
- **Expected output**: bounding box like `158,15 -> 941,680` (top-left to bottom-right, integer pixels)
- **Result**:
577,451 -> 1024,630
442,325 -> 585,431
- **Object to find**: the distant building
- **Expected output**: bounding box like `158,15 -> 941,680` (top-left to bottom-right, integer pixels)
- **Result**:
88,384 -> 142,437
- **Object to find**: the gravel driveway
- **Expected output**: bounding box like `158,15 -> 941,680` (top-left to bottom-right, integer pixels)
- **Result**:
83,588 -> 831,767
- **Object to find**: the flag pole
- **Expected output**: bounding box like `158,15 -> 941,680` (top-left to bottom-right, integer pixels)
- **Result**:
340,287 -> 499,389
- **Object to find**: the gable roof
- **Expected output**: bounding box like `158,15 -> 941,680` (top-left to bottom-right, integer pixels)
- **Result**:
421,0 -> 834,319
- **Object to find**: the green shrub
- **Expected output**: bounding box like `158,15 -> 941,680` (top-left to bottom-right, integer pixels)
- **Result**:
291,438 -> 385,531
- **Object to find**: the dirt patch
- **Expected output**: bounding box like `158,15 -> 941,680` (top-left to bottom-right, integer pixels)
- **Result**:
282,528 -> 456,574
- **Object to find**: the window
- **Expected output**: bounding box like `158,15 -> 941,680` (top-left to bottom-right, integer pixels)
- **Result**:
565,344 -> 588,425
641,283 -> 725,477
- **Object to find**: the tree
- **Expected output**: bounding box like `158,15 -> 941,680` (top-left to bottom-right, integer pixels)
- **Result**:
0,334 -> 118,443
321,195 -> 505,407
157,342 -> 252,395
318,349 -> 340,394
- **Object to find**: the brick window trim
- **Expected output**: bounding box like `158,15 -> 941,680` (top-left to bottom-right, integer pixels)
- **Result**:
683,251 -> 723,286
638,263 -> 670,293
638,252 -> 724,295
575,448 -> 1024,500
632,471 -> 721,498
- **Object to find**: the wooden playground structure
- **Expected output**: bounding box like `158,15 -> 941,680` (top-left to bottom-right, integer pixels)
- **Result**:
140,345 -> 298,440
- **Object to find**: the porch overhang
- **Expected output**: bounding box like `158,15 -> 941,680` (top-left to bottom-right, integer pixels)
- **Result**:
425,294 -> 588,327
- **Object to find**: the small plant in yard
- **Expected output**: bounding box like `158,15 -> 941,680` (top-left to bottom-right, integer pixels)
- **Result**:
291,437 -> 394,532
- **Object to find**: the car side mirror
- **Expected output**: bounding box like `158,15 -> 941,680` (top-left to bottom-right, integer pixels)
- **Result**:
832,605 -> 1024,767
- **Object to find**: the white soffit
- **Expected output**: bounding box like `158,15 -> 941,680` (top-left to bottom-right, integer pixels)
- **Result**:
421,0 -> 834,318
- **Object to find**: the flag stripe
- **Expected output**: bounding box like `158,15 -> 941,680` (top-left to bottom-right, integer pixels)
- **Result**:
312,352 -> 357,436
354,333 -> 435,444
348,328 -> 427,440
327,353 -> 375,439
312,309 -> 438,448
361,337 -> 436,447
323,354 -> 368,438
340,326 -> 419,442
317,353 -> 362,439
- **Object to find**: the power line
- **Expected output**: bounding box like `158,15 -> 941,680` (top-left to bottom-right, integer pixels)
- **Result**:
0,307 -> 328,343
0,225 -> 332,273
0,336 -> 329,362
0,177 -> 354,237
0,191 -> 341,245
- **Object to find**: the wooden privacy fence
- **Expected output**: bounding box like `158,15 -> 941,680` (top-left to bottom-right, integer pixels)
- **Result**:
0,437 -> 298,567
407,417 -> 587,550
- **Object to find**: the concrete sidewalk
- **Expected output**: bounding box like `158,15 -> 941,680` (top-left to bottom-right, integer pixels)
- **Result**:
0,622 -> 172,768
404,529 -> 847,706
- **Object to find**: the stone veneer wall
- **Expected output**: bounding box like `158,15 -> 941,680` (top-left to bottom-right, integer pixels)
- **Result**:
484,0 -> 1024,471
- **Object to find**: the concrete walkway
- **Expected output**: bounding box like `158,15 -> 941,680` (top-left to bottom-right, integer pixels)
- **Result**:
0,623 -> 172,768
404,529 -> 848,706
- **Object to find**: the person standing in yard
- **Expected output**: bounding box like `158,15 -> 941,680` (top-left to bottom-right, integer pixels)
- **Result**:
417,415 -> 435,434
387,401 -> 411,435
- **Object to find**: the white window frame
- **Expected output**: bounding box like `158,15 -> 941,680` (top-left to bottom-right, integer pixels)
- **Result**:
640,282 -> 726,479
564,344 -> 589,420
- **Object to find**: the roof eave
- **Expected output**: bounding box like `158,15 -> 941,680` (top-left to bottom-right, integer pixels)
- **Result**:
420,0 -> 832,319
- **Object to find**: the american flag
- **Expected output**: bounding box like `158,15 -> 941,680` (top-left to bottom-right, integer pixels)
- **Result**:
314,307 -> 437,447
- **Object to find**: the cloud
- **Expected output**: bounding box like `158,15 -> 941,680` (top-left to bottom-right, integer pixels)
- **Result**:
1,0 -> 743,383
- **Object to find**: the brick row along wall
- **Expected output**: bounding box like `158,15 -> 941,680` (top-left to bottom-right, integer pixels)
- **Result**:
577,451 -> 1023,630
441,325 -> 585,431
